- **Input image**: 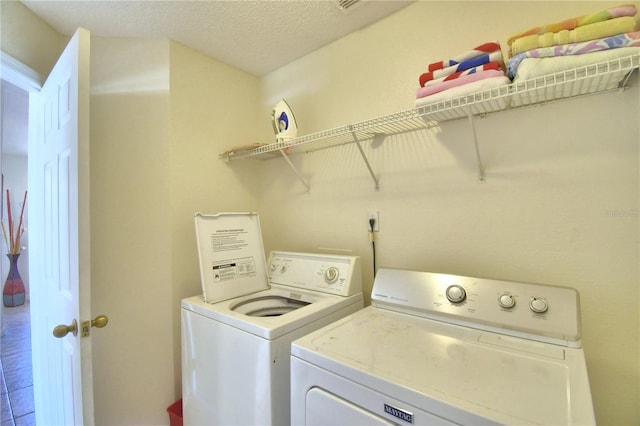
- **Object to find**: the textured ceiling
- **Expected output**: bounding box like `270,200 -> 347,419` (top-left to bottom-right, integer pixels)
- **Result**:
20,0 -> 413,76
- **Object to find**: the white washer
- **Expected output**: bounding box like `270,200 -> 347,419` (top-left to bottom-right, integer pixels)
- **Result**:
182,213 -> 363,425
291,268 -> 595,425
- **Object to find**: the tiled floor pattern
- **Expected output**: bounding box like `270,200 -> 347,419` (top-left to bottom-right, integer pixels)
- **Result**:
1,303 -> 35,426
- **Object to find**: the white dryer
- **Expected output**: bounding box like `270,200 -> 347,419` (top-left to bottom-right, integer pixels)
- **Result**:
182,213 -> 363,426
291,268 -> 595,425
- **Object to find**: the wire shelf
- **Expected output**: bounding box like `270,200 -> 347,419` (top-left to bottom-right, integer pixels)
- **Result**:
223,53 -> 639,162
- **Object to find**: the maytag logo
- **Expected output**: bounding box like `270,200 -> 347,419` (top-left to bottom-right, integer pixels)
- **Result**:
384,403 -> 414,424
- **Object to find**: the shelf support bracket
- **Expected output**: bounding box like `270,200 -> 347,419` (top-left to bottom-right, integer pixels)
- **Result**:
279,149 -> 310,192
619,68 -> 636,90
350,126 -> 380,191
466,110 -> 486,183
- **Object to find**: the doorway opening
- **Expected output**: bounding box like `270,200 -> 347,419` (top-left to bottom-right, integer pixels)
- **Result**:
1,73 -> 35,425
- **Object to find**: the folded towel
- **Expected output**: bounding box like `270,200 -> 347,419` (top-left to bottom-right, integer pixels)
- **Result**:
511,46 -> 640,82
578,4 -> 637,26
420,51 -> 503,85
509,48 -> 640,105
508,31 -> 640,78
511,16 -> 637,56
427,42 -> 501,72
415,76 -> 511,108
422,62 -> 502,87
416,69 -> 506,99
507,4 -> 637,46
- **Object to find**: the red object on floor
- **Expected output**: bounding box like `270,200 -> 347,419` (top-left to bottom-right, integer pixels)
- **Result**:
167,399 -> 183,426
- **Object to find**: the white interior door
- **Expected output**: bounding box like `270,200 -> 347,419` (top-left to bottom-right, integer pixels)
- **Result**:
28,27 -> 94,425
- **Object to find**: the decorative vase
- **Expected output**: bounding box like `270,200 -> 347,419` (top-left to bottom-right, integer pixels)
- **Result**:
3,253 -> 26,307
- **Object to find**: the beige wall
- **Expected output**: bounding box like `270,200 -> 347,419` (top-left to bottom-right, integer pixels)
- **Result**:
257,2 -> 639,425
57,36 -> 260,424
0,1 -> 66,78
168,40 -> 260,397
89,37 -> 174,425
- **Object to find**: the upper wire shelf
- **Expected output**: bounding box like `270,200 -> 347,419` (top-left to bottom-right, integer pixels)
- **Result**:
222,53 -> 639,161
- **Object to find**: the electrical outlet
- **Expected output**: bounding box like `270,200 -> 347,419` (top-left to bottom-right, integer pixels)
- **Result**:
368,211 -> 379,232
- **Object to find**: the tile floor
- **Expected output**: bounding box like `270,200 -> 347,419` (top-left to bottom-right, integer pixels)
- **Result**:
1,303 -> 35,426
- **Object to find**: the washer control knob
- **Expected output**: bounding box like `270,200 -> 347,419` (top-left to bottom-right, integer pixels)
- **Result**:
446,285 -> 466,303
529,297 -> 548,313
498,293 -> 516,309
324,267 -> 340,284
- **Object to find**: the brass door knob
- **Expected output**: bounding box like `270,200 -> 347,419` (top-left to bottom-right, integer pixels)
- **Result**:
53,319 -> 78,338
53,315 -> 109,338
92,315 -> 109,328
80,314 -> 110,337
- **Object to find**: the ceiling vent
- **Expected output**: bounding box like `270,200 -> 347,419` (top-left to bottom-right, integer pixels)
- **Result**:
335,0 -> 364,14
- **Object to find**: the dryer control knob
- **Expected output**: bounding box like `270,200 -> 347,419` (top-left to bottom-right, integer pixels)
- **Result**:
529,297 -> 548,314
324,267 -> 340,284
446,285 -> 466,303
498,293 -> 516,308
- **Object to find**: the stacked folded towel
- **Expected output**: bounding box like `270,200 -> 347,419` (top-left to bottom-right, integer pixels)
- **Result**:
507,4 -> 640,79
416,42 -> 511,106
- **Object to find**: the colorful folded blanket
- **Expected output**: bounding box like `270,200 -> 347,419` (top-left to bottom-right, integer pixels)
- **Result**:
420,51 -> 503,86
511,16 -> 637,56
416,69 -> 506,99
427,42 -> 500,72
422,62 -> 502,87
508,31 -> 640,78
507,4 -> 637,46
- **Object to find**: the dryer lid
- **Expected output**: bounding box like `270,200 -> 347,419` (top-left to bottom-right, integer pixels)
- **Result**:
194,212 -> 268,303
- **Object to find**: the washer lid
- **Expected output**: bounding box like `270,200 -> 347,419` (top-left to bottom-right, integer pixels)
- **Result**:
194,212 -> 268,303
